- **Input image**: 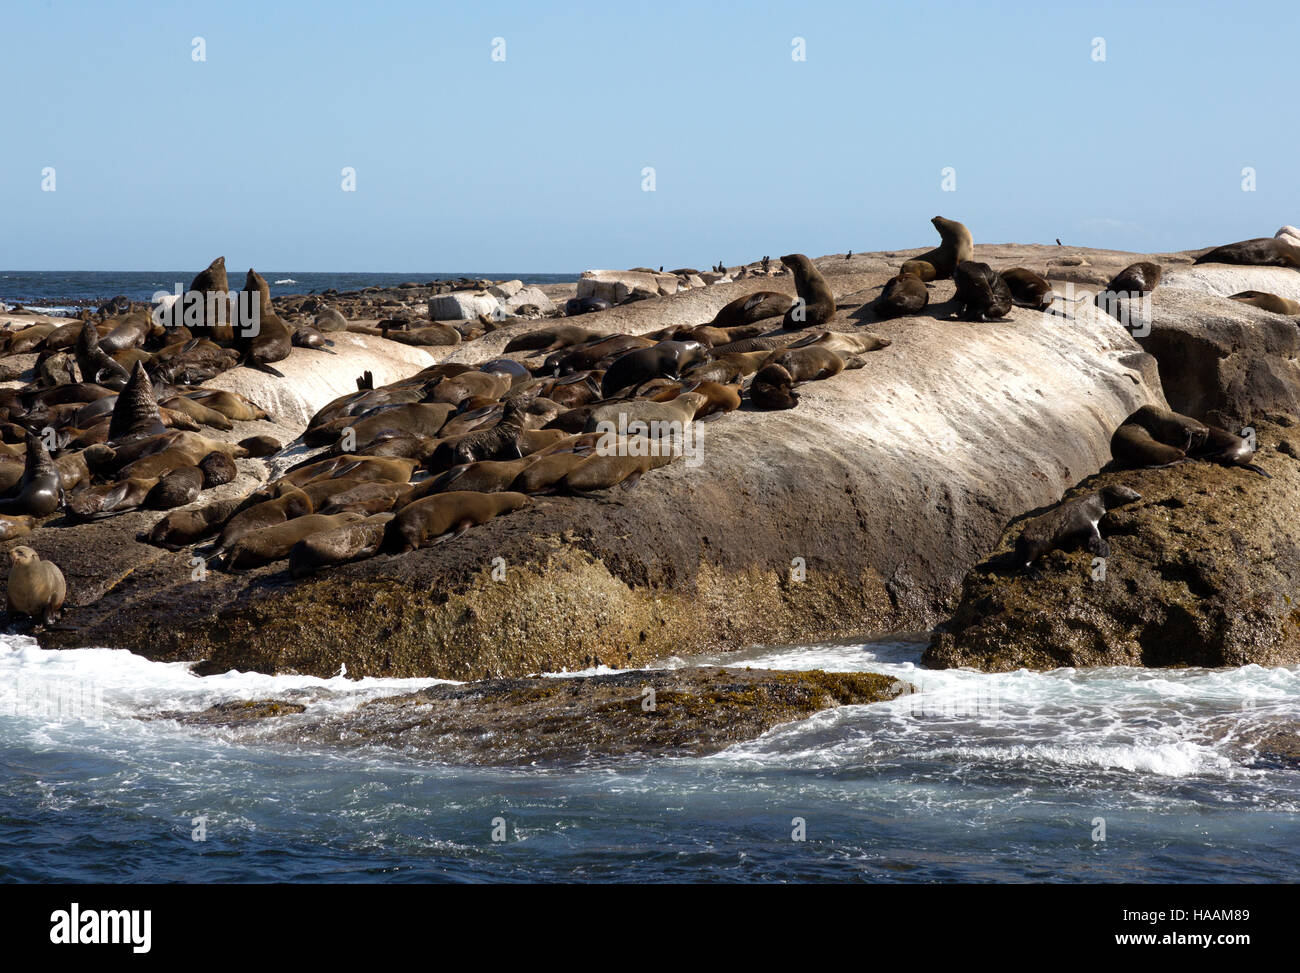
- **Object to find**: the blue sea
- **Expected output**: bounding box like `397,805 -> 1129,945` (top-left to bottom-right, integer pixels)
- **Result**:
2,633 -> 1297,883
0,270 -> 576,315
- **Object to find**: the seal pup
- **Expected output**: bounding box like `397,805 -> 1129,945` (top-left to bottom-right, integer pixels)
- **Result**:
0,433 -> 63,516
199,450 -> 238,487
1194,238 -> 1300,269
6,546 -> 66,627
386,491 -> 530,552
874,266 -> 929,319
899,259 -> 938,282
749,364 -> 799,410
426,401 -> 529,472
952,261 -> 1013,321
1013,486 -> 1142,577
914,216 -> 974,280
1000,268 -> 1057,311
1110,423 -> 1186,468
1229,291 -> 1300,315
779,254 -> 836,327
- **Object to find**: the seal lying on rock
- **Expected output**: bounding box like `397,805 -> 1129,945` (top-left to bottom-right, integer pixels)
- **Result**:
1111,423 -> 1186,468
6,546 -> 66,627
749,363 -> 799,410
289,512 -> 394,578
1096,261 -> 1162,320
1013,485 -> 1142,577
1000,268 -> 1057,311
873,266 -> 929,319
386,491 -> 530,552
709,291 -> 795,327
1194,237 -> 1300,269
1229,291 -> 1300,315
1192,425 -> 1269,477
1127,404 -> 1208,452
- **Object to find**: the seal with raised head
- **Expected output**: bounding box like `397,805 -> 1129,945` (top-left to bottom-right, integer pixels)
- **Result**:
1194,238 -> 1300,269
6,546 -> 66,627
238,269 -> 293,375
952,261 -> 1013,321
1013,485 -> 1142,576
914,216 -> 974,280
108,361 -> 166,442
1229,291 -> 1300,315
1127,404 -> 1208,452
779,254 -> 836,327
74,321 -> 130,388
0,433 -> 63,517
187,256 -> 234,339
386,491 -> 530,552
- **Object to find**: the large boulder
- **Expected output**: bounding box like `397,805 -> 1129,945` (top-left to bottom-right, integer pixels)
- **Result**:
577,270 -> 680,304
428,291 -> 500,321
925,420 -> 1300,671
1133,286 -> 1300,428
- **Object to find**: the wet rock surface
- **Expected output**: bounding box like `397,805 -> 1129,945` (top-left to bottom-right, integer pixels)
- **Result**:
155,667 -> 908,765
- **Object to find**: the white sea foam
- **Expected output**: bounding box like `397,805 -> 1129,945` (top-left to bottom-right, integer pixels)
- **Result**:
273,279 -> 298,285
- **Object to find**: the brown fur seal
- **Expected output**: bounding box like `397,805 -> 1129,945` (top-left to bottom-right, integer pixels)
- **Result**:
799,331 -> 891,355
289,512 -> 394,577
214,486 -> 314,555
1014,486 -> 1142,576
1191,425 -> 1269,477
225,511 -> 367,570
0,433 -> 63,516
1110,423 -> 1186,468
317,480 -> 407,515
160,394 -> 233,431
560,448 -> 675,495
899,259 -> 938,282
426,402 -> 528,472
510,451 -> 592,493
6,546 -> 66,626
238,269 -> 293,375
67,476 -> 159,519
952,261 -> 1014,321
107,361 -> 166,441
183,389 -> 269,421
145,496 -> 244,549
915,216 -> 973,280
0,514 -> 36,542
74,320 -> 130,388
199,450 -> 238,487
1229,291 -> 1300,315
409,456 -> 542,502
600,340 -> 709,397
1000,268 -> 1056,311
145,466 -> 204,509
237,435 -> 283,458
1194,238 -> 1300,269
779,254 -> 836,327
760,346 -> 846,382
874,267 -> 930,319
749,364 -> 799,410
1096,262 -> 1162,319
503,324 -> 601,354
709,291 -> 795,327
187,256 -> 234,339
1127,404 -> 1208,452
386,491 -> 530,552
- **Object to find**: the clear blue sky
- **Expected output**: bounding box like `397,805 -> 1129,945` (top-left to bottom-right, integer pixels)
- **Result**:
1,0 -> 1295,272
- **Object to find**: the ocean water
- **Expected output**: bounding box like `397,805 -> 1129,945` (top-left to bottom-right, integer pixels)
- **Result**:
2,633 -> 1297,883
0,270 -> 576,315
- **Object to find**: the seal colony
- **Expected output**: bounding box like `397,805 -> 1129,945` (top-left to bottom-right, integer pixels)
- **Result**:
4,220 -> 1300,676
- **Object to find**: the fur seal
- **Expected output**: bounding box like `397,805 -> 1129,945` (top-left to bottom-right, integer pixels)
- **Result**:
0,433 -> 63,516
67,476 -> 158,519
199,450 -> 238,487
225,511 -> 367,570
600,340 -> 709,397
1014,485 -> 1142,576
915,217 -> 974,280
899,259 -> 938,282
183,389 -> 269,422
1096,261 -> 1162,319
145,466 -> 204,509
564,296 -> 613,316
800,331 -> 891,355
187,256 -> 234,339
874,267 -> 929,319
1127,405 -> 1208,452
386,491 -> 530,552
74,320 -> 130,388
237,435 -> 283,458
1229,291 -> 1300,315
239,270 -> 293,375
1110,423 -> 1186,468
503,325 -> 600,353
160,394 -> 233,431
288,512 -> 394,577
952,261 -> 1014,321
560,449 -> 675,495
709,291 -> 795,327
1194,238 -> 1300,269
1000,268 -> 1055,311
6,546 -> 66,626
1191,425 -> 1269,477
750,364 -> 799,410
760,346 -> 847,382
779,254 -> 836,327
317,480 -> 407,515
426,402 -> 528,472
214,486 -> 314,556
107,362 -> 166,441
145,496 -> 244,549
0,514 -> 35,542
510,451 -> 592,494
